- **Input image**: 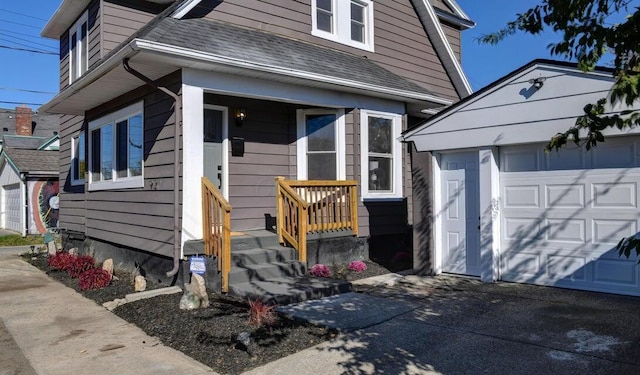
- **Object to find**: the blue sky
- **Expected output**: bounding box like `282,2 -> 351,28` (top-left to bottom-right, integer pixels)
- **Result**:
0,1 -> 569,111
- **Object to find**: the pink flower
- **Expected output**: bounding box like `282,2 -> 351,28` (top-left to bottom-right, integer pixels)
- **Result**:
309,264 -> 331,278
348,261 -> 367,273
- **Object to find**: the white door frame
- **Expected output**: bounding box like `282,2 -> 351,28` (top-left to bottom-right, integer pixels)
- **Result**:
203,104 -> 230,199
432,148 -> 501,282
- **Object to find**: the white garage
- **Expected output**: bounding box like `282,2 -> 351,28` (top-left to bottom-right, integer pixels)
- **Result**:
2,184 -> 22,233
405,60 -> 640,296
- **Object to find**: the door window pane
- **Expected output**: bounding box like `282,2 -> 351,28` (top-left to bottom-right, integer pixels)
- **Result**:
368,156 -> 391,191
307,114 -> 336,151
128,115 -> 143,177
308,153 -> 337,180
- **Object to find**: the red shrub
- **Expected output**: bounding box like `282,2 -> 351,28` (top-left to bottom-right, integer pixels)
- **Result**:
68,255 -> 96,278
48,252 -> 76,272
247,299 -> 278,327
78,268 -> 111,291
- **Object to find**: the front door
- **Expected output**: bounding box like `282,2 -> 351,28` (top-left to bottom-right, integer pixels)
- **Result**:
203,106 -> 225,194
440,152 -> 481,276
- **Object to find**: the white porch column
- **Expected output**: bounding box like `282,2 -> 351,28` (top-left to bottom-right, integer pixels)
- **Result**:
181,84 -> 204,249
478,147 -> 500,282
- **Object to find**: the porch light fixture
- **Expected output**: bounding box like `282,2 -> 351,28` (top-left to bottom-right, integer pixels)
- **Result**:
235,108 -> 246,127
528,77 -> 546,89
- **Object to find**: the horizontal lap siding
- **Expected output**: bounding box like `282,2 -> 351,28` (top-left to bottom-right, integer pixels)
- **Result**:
101,1 -> 154,54
442,24 -> 461,62
83,75 -> 180,257
206,0 -> 458,100
59,114 -> 85,234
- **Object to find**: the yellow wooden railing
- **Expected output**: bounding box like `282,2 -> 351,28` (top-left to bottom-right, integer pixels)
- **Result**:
275,177 -> 358,262
201,177 -> 232,293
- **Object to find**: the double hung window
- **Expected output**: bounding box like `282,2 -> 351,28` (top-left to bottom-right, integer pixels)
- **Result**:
312,0 -> 374,51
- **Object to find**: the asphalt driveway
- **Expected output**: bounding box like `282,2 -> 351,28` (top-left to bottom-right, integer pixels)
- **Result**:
256,274 -> 640,374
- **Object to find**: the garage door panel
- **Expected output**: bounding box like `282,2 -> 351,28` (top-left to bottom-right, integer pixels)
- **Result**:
500,139 -> 640,296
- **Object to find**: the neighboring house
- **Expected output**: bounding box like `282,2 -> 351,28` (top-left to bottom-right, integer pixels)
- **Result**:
0,106 -> 60,150
40,0 -> 474,283
0,107 -> 60,235
0,146 -> 60,236
404,59 -> 640,297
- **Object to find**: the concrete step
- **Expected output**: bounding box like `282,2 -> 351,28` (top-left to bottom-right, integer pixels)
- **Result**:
231,230 -> 281,250
228,261 -> 307,284
232,247 -> 297,267
229,276 -> 353,305
183,240 -> 204,256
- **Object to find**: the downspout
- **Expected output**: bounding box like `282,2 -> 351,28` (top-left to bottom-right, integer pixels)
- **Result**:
21,173 -> 27,237
122,58 -> 182,277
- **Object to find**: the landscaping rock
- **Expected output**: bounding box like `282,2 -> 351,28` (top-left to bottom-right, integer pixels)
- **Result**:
191,273 -> 209,308
102,259 -> 113,276
47,241 -> 57,255
179,291 -> 200,310
134,275 -> 146,292
68,247 -> 78,256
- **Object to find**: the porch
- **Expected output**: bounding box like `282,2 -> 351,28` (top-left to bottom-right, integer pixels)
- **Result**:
189,176 -> 360,302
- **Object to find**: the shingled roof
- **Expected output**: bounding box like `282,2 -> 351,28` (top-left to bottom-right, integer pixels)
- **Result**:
2,148 -> 58,174
140,17 -> 436,97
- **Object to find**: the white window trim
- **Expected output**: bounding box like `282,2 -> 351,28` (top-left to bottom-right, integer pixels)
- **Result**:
311,0 -> 375,52
70,131 -> 85,186
360,109 -> 403,200
88,101 -> 144,191
68,11 -> 88,84
296,108 -> 346,180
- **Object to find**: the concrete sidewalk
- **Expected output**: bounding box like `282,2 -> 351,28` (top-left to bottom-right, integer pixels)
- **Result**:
0,253 -> 215,375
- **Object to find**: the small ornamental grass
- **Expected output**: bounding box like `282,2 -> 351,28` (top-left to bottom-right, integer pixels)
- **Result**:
247,299 -> 278,328
48,252 -> 76,272
68,255 -> 96,278
78,268 -> 112,291
347,260 -> 367,273
309,264 -> 331,278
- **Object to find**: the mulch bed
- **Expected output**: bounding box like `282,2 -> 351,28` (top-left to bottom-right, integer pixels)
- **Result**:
24,252 -> 406,374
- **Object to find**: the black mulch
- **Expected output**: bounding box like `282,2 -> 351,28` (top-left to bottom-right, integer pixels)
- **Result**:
24,252 -> 407,375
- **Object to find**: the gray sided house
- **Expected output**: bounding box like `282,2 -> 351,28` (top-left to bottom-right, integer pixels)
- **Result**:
40,0 -> 473,287
405,59 -> 640,297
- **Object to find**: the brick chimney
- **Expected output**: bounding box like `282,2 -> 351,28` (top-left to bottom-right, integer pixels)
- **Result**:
15,105 -> 33,136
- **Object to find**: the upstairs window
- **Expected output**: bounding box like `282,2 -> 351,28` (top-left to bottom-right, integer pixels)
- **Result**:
88,102 -> 144,191
69,11 -> 88,83
312,0 -> 374,51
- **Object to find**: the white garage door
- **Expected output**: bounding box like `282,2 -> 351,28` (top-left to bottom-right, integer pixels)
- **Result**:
500,138 -> 640,296
3,184 -> 21,233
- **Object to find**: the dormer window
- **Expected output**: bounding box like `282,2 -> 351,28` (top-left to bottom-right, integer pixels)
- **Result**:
312,0 -> 374,51
69,11 -> 88,83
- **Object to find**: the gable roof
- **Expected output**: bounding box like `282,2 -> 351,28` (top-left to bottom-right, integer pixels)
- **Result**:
402,59 -> 630,151
410,0 -> 473,98
1,148 -> 59,175
2,135 -> 50,150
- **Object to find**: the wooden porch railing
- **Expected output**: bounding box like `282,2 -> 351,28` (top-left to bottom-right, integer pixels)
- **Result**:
275,177 -> 358,262
201,177 -> 232,292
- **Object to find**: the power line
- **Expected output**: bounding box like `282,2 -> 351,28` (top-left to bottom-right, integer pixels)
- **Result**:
0,36 -> 56,53
0,31 -> 57,51
0,100 -> 44,106
0,27 -> 55,42
0,8 -> 48,22
0,87 -> 56,95
0,18 -> 42,30
0,45 -> 57,55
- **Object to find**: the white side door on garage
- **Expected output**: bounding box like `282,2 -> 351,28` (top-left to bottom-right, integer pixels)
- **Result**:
440,152 -> 481,276
500,138 -> 640,296
3,184 -> 22,233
